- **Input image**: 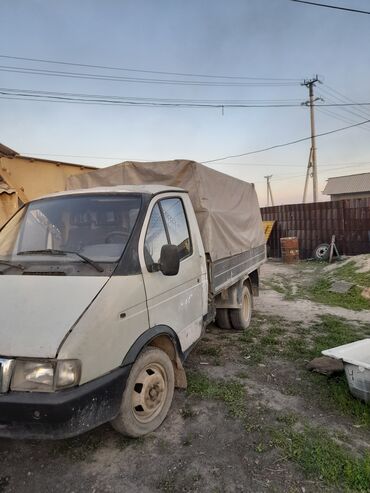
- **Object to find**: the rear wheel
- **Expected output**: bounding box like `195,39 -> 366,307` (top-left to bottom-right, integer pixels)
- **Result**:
111,347 -> 174,437
216,308 -> 232,329
229,284 -> 253,330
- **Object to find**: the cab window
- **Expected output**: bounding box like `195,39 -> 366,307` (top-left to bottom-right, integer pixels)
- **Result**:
144,198 -> 192,271
160,198 -> 192,261
144,203 -> 168,267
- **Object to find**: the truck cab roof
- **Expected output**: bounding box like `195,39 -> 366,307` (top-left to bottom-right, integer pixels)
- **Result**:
40,184 -> 187,200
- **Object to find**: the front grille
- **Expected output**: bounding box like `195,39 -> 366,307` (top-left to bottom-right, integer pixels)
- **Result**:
0,359 -> 15,392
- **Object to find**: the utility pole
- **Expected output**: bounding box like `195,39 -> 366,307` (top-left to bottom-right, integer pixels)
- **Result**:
302,76 -> 322,202
302,148 -> 312,203
264,175 -> 274,206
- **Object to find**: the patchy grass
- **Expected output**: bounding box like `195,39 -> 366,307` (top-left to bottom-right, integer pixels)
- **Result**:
281,315 -> 370,427
244,423 -> 263,434
181,262 -> 370,491
304,259 -> 370,311
187,313 -> 370,490
238,313 -> 366,366
284,315 -> 365,361
310,314 -> 369,348
263,278 -> 299,300
236,313 -> 370,427
310,373 -> 370,428
196,346 -> 222,358
180,405 -> 196,419
334,261 -> 370,287
187,372 -> 246,419
263,279 -> 286,295
255,442 -> 268,453
188,367 -> 370,490
272,425 -> 370,492
274,259 -> 370,310
235,370 -> 248,379
276,413 -> 299,427
309,278 -> 370,311
239,314 -> 295,365
157,476 -> 177,493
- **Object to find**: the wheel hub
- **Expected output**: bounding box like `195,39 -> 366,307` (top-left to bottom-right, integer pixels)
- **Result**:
131,363 -> 168,423
147,380 -> 164,407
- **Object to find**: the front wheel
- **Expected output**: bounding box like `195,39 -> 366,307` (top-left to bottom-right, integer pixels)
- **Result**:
111,347 -> 175,437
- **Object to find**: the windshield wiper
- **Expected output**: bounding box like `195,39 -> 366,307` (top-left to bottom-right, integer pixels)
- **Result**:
0,260 -> 25,271
17,249 -> 104,273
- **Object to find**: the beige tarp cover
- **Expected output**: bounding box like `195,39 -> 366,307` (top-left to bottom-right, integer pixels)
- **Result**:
66,160 -> 265,261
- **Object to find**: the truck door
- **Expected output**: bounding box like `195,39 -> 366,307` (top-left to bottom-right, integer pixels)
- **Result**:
139,194 -> 205,352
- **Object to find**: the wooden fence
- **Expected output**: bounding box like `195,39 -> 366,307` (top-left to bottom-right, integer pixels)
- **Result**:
261,198 -> 370,259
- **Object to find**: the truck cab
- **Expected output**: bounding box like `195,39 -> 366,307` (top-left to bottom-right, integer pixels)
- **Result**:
0,185 -> 208,438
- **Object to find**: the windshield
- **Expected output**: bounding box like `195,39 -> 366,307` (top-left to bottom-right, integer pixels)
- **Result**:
0,194 -> 142,263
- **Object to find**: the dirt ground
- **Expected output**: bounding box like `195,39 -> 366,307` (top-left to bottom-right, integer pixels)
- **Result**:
0,259 -> 369,493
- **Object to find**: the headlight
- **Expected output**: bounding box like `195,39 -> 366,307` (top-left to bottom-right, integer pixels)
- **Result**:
11,359 -> 81,392
56,360 -> 81,389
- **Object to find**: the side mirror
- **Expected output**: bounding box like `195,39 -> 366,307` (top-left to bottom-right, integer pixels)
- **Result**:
159,244 -> 180,276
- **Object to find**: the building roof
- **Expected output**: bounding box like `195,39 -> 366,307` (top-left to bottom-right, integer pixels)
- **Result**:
323,172 -> 370,195
17,154 -> 96,169
0,142 -> 96,169
0,143 -> 18,157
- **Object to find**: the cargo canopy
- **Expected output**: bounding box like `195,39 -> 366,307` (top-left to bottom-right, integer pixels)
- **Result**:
66,160 -> 265,261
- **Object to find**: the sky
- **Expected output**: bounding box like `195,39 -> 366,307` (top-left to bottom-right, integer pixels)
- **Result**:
0,0 -> 370,206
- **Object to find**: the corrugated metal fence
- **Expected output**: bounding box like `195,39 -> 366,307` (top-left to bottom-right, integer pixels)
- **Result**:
261,198 -> 370,259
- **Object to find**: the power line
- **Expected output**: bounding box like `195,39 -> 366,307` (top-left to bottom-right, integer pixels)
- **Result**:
319,89 -> 370,119
0,87 -> 304,106
321,98 -> 370,124
317,106 -> 370,132
255,163 -> 370,185
0,54 -> 302,82
317,106 -> 366,127
212,161 -> 370,168
0,65 -> 299,87
317,86 -> 370,134
319,85 -> 370,121
202,118 -> 370,163
290,0 -> 370,15
324,84 -> 370,111
0,94 -> 309,109
16,152 -> 370,169
2,88 -> 370,109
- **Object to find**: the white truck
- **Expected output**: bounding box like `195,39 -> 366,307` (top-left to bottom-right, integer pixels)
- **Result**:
0,160 -> 265,439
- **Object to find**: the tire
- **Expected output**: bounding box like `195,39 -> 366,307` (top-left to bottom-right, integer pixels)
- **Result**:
111,347 -> 175,437
229,284 -> 253,330
216,308 -> 232,329
313,243 -> 330,261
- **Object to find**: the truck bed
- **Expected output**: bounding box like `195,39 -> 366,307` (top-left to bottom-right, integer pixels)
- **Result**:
208,244 -> 266,295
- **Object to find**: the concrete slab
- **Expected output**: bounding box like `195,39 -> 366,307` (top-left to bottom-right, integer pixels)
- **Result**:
329,280 -> 354,294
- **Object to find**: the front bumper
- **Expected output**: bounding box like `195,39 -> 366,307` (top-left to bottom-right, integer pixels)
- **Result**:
0,365 -> 131,439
